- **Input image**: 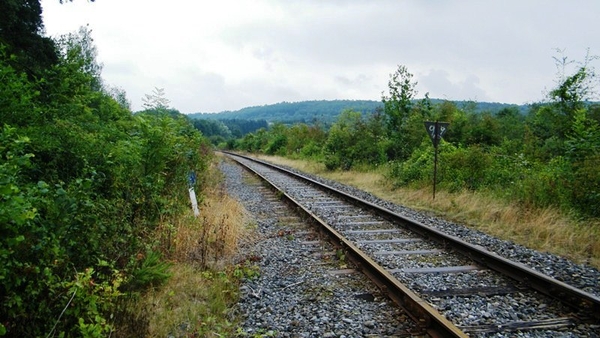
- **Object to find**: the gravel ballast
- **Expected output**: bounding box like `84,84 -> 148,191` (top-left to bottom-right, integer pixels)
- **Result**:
220,157 -> 600,337
221,160 -> 419,337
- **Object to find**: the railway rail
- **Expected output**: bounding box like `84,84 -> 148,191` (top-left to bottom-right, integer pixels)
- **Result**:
224,152 -> 600,337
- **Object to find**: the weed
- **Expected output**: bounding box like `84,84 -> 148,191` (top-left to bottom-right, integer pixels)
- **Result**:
232,263 -> 260,280
336,249 -> 347,268
114,158 -> 253,337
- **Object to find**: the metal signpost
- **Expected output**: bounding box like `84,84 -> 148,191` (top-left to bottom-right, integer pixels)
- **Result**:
424,121 -> 449,199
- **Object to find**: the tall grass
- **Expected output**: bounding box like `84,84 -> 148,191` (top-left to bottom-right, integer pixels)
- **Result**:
168,185 -> 248,268
256,155 -> 600,269
115,158 -> 253,337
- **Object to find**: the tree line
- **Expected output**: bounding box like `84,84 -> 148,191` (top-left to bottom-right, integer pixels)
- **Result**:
189,100 -> 382,123
1,4 -> 210,336
229,59 -> 600,218
192,118 -> 268,144
188,99 -> 527,125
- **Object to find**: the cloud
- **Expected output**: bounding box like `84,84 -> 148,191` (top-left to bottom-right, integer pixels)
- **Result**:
41,0 -> 600,112
419,69 -> 489,102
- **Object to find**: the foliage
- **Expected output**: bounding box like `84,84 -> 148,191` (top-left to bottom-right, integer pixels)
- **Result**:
0,23 -> 211,336
323,110 -> 387,170
381,65 -> 424,160
0,0 -> 58,75
285,123 -> 327,159
193,119 -> 232,140
262,123 -> 286,155
191,118 -> 268,143
189,99 -> 382,124
221,118 -> 269,137
549,49 -> 598,114
382,65 -> 417,135
230,54 -> 600,220
189,99 -> 527,124
142,87 -> 170,111
55,25 -> 103,91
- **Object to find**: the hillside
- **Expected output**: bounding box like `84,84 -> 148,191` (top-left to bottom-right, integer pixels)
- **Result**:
188,100 -> 381,123
187,99 -> 528,123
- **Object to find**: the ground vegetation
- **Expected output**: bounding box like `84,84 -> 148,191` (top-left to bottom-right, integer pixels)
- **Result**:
0,8 -> 215,336
230,56 -> 600,268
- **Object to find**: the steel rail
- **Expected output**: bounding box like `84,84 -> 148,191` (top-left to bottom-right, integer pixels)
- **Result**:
225,152 -> 600,323
226,153 -> 466,338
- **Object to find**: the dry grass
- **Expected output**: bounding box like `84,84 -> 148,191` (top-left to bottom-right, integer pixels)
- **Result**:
256,155 -> 600,269
116,157 -> 254,337
169,185 -> 249,268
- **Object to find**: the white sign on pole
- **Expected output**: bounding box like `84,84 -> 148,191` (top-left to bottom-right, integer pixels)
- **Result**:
189,187 -> 200,217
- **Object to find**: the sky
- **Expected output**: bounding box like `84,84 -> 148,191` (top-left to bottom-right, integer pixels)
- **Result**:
40,0 -> 600,114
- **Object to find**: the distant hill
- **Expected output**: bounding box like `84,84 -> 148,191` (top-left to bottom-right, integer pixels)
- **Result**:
188,100 -> 381,123
188,99 -> 529,123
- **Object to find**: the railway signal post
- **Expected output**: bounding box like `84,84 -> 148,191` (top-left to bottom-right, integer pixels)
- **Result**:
424,121 -> 449,200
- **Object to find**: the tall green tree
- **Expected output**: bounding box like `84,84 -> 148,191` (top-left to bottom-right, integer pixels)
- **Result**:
550,49 -> 598,114
0,0 -> 58,75
381,65 -> 419,160
528,50 -> 599,160
55,25 -> 103,91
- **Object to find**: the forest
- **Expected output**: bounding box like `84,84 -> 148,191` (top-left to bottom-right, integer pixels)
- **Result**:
0,2 -> 212,336
189,100 -> 381,123
229,63 -> 600,219
189,99 -> 528,124
192,118 -> 268,145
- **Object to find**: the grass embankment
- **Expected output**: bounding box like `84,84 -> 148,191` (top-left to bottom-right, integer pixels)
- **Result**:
256,155 -> 600,270
117,159 -> 257,337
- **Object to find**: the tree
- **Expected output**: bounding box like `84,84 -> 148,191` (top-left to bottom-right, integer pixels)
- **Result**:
527,50 -> 599,160
381,65 -> 419,160
55,25 -> 103,91
142,87 -> 171,111
106,85 -> 131,110
323,110 -> 386,170
0,0 -> 58,75
549,48 -> 598,114
464,112 -> 502,147
382,65 -> 417,134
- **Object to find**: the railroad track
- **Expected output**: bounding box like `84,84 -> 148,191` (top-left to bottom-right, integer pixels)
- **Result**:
228,163 -> 422,337
224,152 -> 600,337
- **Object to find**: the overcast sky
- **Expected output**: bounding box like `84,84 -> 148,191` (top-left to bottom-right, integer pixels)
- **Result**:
41,0 -> 599,114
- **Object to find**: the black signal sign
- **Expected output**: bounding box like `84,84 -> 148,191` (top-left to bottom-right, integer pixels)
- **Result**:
423,121 -> 449,200
424,121 -> 449,147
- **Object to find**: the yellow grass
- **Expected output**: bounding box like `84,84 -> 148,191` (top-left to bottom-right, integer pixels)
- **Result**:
168,185 -> 249,267
256,155 -> 600,269
116,157 -> 255,337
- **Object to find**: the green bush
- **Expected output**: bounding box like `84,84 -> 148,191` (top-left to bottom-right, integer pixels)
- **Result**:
0,31 -> 211,336
387,142 -> 435,187
298,140 -> 323,160
265,134 -> 287,155
570,154 -> 600,216
510,156 -> 572,210
322,110 -> 387,170
440,144 -> 493,191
